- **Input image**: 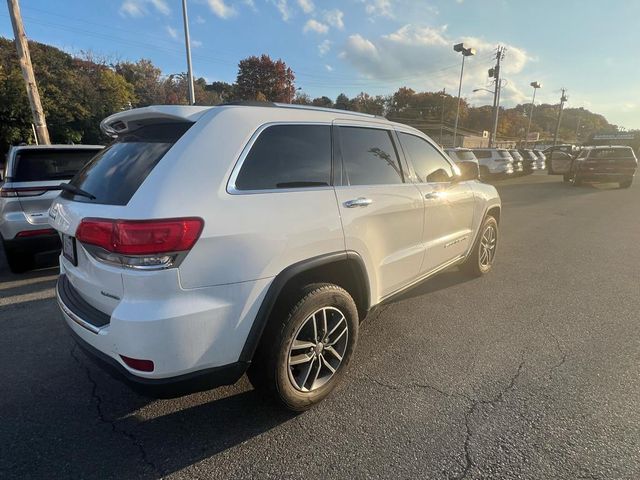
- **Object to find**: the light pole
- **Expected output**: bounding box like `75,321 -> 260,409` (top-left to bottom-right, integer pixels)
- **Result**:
181,0 -> 195,105
525,81 -> 541,147
439,88 -> 446,146
452,43 -> 475,147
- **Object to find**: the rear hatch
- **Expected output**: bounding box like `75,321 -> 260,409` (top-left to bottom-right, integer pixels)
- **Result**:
11,148 -> 102,226
50,122 -> 194,315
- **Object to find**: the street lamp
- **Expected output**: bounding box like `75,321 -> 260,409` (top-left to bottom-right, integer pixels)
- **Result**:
472,88 -> 493,94
525,81 -> 541,146
452,43 -> 475,147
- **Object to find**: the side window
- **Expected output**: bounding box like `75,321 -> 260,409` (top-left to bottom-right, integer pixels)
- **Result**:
235,124 -> 331,191
399,133 -> 454,183
338,127 -> 403,185
473,150 -> 491,159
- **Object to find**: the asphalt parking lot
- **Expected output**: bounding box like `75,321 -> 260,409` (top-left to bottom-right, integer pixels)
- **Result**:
1,173 -> 639,479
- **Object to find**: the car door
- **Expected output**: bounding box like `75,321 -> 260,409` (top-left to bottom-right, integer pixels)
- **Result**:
333,123 -> 425,301
397,131 -> 476,275
550,151 -> 573,174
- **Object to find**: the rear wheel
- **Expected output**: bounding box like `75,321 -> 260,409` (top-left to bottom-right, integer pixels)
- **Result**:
463,216 -> 498,277
619,178 -> 633,189
248,283 -> 359,411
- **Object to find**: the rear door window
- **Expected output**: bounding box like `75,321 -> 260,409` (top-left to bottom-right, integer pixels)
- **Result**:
12,149 -> 101,182
338,127 -> 403,185
235,124 -> 331,190
62,122 -> 192,206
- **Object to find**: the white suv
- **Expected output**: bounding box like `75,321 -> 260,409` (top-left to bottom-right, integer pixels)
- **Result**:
50,104 -> 501,410
472,148 -> 515,178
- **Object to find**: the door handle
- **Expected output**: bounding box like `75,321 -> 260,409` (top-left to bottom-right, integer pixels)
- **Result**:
344,197 -> 373,208
424,192 -> 440,200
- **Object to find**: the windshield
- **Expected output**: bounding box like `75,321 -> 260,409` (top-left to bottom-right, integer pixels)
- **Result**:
12,149 -> 101,182
62,122 -> 192,205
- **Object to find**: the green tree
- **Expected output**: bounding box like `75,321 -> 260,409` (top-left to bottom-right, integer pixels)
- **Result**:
235,54 -> 295,102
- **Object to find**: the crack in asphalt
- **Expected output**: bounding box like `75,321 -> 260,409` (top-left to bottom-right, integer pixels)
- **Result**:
547,329 -> 568,372
69,344 -> 159,476
360,358 -> 526,480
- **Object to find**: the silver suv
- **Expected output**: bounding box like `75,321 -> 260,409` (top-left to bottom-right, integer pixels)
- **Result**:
50,104 -> 501,410
472,148 -> 515,178
0,145 -> 103,272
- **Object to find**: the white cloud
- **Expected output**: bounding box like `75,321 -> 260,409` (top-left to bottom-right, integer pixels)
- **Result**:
119,0 -> 170,17
340,24 -> 532,105
324,9 -> 344,29
325,64 -> 333,72
166,25 -> 178,39
364,0 -> 393,18
192,39 -> 203,48
270,0 -> 292,21
318,39 -> 332,56
207,0 -> 237,19
297,0 -> 314,14
243,0 -> 257,11
304,19 -> 328,34
195,15 -> 206,24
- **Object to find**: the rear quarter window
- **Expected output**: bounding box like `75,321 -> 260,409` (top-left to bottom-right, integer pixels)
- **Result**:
234,124 -> 332,190
62,122 -> 192,206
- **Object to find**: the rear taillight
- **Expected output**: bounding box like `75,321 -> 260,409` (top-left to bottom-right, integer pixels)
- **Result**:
75,217 -> 204,270
0,186 -> 61,197
15,228 -> 57,238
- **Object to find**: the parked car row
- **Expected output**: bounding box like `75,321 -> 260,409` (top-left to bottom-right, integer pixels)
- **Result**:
444,147 -> 546,181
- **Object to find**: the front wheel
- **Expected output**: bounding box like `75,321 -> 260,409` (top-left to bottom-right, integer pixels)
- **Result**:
248,283 -> 359,411
463,216 -> 498,277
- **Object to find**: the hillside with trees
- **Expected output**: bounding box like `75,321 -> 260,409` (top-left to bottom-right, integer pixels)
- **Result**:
0,37 -> 620,152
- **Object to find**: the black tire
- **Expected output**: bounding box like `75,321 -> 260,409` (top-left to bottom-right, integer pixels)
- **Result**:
2,242 -> 33,274
619,178 -> 633,189
462,215 -> 498,277
248,283 -> 359,411
571,170 -> 583,187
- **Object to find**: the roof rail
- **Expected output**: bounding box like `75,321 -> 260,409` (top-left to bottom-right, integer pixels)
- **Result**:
219,100 -> 277,107
273,102 -> 383,119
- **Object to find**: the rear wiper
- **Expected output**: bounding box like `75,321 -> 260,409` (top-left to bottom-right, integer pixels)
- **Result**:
59,183 -> 96,200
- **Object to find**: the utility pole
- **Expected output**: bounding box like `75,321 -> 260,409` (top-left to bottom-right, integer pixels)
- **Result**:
552,88 -> 568,147
7,0 -> 50,144
181,0 -> 195,105
439,88 -> 446,146
488,46 -> 505,148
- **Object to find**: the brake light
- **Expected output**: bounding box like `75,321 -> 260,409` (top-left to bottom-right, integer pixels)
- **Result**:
16,228 -> 57,238
75,217 -> 204,269
0,186 -> 61,197
120,355 -> 154,372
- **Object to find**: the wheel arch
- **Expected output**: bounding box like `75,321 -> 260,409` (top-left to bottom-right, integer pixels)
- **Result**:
239,251 -> 370,363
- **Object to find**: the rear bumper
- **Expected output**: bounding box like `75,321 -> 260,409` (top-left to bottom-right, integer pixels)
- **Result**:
55,272 -> 265,397
2,233 -> 60,255
66,322 -> 247,398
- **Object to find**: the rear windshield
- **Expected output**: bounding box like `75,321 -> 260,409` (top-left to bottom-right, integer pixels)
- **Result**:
453,150 -> 477,161
509,150 -> 523,160
498,150 -> 512,159
590,148 -> 634,159
62,122 -> 192,206
12,149 -> 101,182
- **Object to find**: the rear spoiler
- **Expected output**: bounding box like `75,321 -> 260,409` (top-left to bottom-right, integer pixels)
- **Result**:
100,105 -> 212,137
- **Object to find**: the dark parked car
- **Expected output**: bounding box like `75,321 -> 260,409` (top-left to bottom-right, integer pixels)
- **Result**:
565,146 -> 637,188
508,149 -> 524,173
518,149 -> 538,173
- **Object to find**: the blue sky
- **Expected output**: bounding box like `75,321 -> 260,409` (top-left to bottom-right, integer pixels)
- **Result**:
1,0 -> 639,128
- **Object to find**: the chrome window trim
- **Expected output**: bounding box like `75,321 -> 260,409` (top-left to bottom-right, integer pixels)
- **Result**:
393,129 -> 459,185
227,121 -> 334,195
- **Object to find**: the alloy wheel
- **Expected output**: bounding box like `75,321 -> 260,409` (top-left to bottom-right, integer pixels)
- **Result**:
479,225 -> 497,268
287,307 -> 348,392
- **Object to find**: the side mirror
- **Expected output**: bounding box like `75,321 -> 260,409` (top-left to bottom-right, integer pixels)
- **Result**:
455,161 -> 479,182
